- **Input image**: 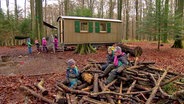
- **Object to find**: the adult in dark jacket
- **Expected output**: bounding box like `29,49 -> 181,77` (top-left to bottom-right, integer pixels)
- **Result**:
105,46 -> 129,84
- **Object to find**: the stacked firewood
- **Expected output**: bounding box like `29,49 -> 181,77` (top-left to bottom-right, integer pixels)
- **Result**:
20,61 -> 184,104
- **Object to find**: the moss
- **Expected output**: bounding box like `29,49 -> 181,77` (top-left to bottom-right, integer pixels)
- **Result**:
162,82 -> 177,95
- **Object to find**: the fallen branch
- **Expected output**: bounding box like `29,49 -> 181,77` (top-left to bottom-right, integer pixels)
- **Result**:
127,80 -> 137,94
98,80 -> 115,104
57,82 -> 90,95
103,79 -> 117,91
145,68 -> 169,104
19,86 -> 56,104
82,96 -> 109,104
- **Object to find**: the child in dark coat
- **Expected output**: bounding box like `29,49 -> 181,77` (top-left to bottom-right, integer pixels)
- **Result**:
66,59 -> 80,88
101,46 -> 114,71
35,39 -> 40,53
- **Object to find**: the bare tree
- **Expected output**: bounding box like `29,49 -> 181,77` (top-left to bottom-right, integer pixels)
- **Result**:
24,0 -> 26,18
109,0 -> 116,19
64,0 -> 69,16
117,0 -> 122,20
6,0 -> 9,19
86,0 -> 95,15
125,0 -> 129,40
14,0 -> 18,21
30,0 -> 35,39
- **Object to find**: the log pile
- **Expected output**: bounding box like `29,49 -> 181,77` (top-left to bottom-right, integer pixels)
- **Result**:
19,61 -> 184,104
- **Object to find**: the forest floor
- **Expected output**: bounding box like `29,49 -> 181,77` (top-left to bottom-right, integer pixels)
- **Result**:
0,41 -> 184,103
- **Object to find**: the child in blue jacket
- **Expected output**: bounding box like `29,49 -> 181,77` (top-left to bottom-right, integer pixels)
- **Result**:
66,59 -> 79,88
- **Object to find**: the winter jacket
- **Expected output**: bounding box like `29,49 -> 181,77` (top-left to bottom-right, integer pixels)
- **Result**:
42,39 -> 47,46
27,41 -> 32,47
113,53 -> 129,68
66,66 -> 79,88
107,54 -> 114,64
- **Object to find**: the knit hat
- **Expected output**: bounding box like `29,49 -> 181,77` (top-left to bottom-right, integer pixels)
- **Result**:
114,46 -> 122,53
108,46 -> 113,52
67,59 -> 76,66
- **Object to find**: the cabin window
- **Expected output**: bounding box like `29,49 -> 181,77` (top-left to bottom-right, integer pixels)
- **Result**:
80,21 -> 88,32
75,21 -> 93,33
100,22 -> 107,32
95,22 -> 111,33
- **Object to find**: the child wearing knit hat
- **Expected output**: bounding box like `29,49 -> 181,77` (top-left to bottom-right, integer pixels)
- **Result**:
66,59 -> 79,88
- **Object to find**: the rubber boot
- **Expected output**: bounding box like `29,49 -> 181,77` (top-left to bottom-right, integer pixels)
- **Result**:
105,74 -> 116,84
100,64 -> 114,77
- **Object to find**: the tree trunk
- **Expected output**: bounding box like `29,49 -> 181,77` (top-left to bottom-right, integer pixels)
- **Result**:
24,0 -> 26,18
117,0 -> 122,20
125,0 -> 129,40
135,0 -> 139,40
75,44 -> 96,54
64,0 -> 69,16
30,0 -> 35,40
156,0 -> 161,50
6,0 -> 9,19
162,0 -> 169,43
35,0 -> 43,42
14,0 -> 18,21
172,0 -> 184,48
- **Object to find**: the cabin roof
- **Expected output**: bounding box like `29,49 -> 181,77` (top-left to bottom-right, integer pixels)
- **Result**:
59,16 -> 122,23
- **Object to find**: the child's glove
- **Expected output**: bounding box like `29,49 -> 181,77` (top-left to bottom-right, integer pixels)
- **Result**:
68,74 -> 78,78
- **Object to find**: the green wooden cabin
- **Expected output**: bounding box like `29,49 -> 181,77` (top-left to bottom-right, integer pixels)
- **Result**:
57,16 -> 122,46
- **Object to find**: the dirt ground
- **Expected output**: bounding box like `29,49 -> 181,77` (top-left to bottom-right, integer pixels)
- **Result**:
0,41 -> 184,103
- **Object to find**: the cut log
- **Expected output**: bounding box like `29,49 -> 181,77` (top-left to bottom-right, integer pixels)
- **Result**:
117,44 -> 143,57
35,79 -> 48,96
93,73 -> 99,96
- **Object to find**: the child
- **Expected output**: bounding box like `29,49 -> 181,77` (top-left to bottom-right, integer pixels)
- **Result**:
111,43 -> 118,51
27,38 -> 32,54
42,37 -> 48,52
101,46 -> 114,71
35,39 -> 40,53
105,46 -> 129,84
54,36 -> 58,50
66,59 -> 80,88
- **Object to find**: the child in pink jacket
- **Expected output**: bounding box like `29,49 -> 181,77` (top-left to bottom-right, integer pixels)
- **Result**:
42,37 -> 48,52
